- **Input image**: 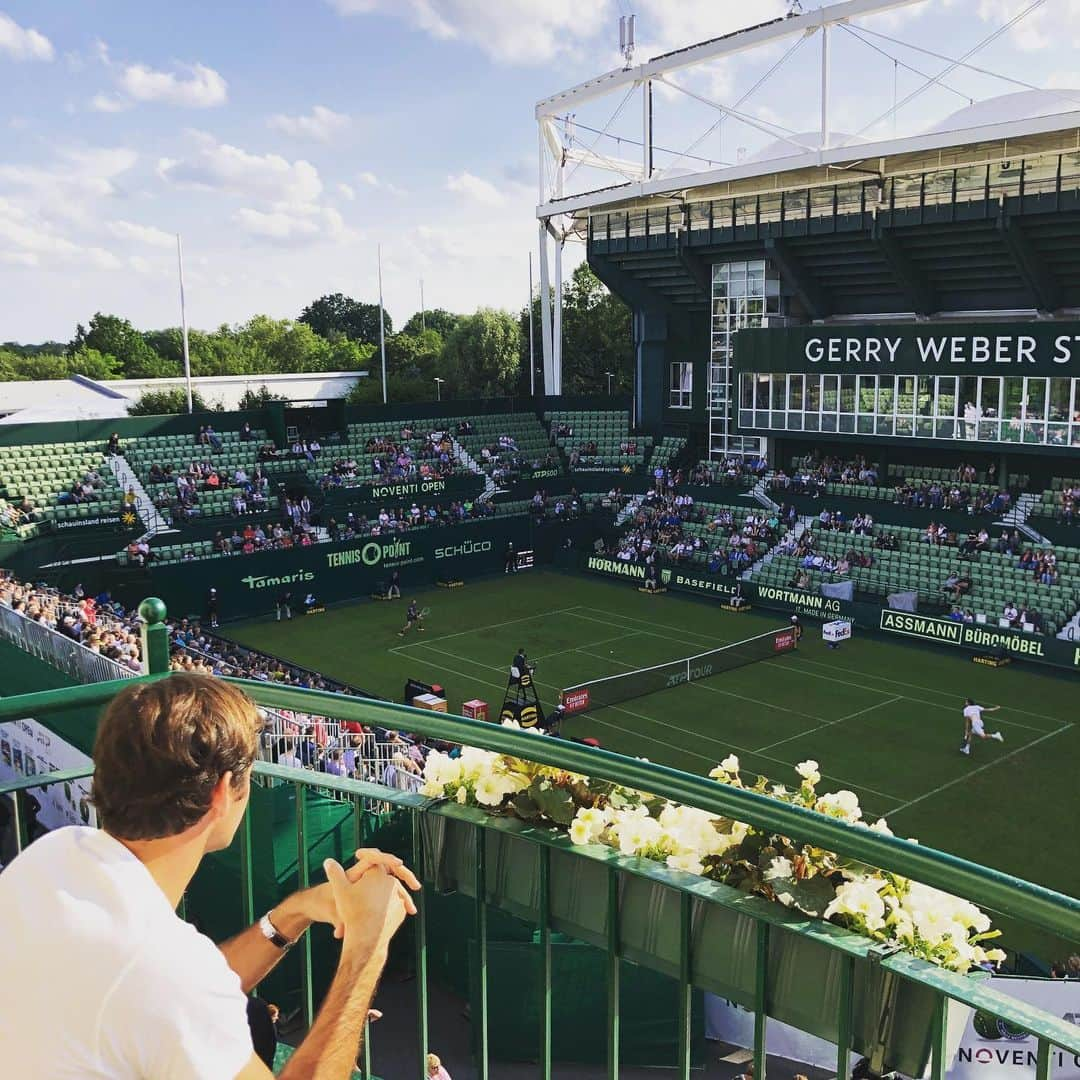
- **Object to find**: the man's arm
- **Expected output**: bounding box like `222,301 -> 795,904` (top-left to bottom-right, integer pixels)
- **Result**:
218,849 -> 419,992
985,705 -> 1001,713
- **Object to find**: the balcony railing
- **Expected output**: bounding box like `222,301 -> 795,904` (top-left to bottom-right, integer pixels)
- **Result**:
2,667 -> 1080,1079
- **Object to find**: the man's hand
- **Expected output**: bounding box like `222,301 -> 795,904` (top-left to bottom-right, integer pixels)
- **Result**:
323,856 -> 414,956
274,849 -> 420,941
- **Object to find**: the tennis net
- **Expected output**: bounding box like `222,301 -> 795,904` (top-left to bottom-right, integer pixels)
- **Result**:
559,626 -> 797,715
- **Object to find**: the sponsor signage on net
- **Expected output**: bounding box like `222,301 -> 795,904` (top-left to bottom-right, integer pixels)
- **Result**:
561,687 -> 591,714
773,630 -> 797,652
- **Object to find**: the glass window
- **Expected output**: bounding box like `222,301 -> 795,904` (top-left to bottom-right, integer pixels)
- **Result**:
771,373 -> 786,410
857,375 -> 877,415
806,375 -> 821,413
789,374 -> 804,411
839,375 -> 856,414
740,373 -> 753,409
754,375 -> 770,410
669,362 -> 693,409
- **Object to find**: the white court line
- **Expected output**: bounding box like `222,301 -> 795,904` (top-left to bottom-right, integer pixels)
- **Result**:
573,644 -> 826,724
572,606 -> 1064,733
535,630 -> 641,662
392,606 -> 576,650
887,725 -> 1075,815
754,695 -> 904,753
401,640 -> 904,804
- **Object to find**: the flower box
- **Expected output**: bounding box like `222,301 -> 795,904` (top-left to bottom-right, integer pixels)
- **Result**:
422,810 -> 973,1076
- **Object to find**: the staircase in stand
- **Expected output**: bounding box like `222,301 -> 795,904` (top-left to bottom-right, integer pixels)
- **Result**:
451,437 -> 497,502
751,474 -> 780,511
615,494 -> 646,527
107,454 -> 175,538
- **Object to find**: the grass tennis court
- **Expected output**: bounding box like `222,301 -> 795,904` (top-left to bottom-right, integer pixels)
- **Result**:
227,569 -> 1078,959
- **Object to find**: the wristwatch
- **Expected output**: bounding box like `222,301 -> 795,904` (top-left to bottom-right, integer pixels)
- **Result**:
258,911 -> 294,950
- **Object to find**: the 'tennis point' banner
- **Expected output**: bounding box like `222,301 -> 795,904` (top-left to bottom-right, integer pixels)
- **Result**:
735,322 -> 1080,376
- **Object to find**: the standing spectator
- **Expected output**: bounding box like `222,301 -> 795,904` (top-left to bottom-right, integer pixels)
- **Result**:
206,588 -> 220,629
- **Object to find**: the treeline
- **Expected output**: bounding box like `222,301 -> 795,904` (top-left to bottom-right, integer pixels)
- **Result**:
1,264 -> 633,403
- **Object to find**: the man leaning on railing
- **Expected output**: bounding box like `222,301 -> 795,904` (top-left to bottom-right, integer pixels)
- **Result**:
0,673 -> 420,1079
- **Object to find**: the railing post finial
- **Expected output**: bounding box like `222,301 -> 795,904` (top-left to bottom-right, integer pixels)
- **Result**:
138,597 -> 170,675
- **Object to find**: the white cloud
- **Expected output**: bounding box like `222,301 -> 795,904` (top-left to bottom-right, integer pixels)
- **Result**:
446,171 -> 505,206
158,133 -> 323,203
107,220 -> 176,248
119,61 -> 228,107
337,182 -> 356,200
0,13 -> 54,61
0,196 -> 121,270
327,0 -> 609,65
234,205 -> 346,244
268,105 -> 350,141
358,170 -> 406,196
90,93 -> 131,114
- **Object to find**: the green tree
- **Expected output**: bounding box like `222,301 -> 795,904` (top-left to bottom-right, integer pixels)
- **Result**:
440,308 -> 522,398
558,263 -> 632,395
298,293 -> 388,344
70,313 -> 163,376
386,328 -> 444,380
401,308 -> 460,339
236,385 -> 290,410
68,347 -> 122,380
127,387 -> 218,416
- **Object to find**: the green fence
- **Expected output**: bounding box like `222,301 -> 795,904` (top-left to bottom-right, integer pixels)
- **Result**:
2,666 -> 1079,1079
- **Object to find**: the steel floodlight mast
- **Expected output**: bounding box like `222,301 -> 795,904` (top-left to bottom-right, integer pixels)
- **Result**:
532,0 -> 924,397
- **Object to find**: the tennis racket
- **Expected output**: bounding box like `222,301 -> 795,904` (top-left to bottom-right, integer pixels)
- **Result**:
419,606 -> 432,618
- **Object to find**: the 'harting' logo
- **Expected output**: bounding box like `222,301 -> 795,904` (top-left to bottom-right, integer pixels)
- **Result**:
241,571 -> 315,590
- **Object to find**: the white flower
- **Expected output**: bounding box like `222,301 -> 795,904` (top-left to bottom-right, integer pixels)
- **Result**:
569,818 -> 593,845
825,879 -> 887,932
776,891 -> 795,907
868,818 -> 893,836
474,774 -> 509,807
795,759 -> 821,784
770,784 -> 788,798
764,856 -> 794,882
720,754 -> 740,773
420,779 -> 445,797
815,790 -> 862,822
455,785 -> 468,805
667,851 -> 704,876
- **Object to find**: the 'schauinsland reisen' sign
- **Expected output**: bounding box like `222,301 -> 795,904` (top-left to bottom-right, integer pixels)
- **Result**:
582,555 -> 1080,671
735,322 -> 1080,375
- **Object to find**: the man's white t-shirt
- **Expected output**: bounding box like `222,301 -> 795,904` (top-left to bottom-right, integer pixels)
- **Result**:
963,703 -> 986,735
0,827 -> 252,1079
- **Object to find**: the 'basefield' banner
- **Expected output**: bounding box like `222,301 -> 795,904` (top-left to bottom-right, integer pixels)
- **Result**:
581,554 -> 1080,672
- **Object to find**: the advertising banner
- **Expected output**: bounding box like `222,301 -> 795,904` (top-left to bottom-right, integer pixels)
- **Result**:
951,979 -> 1080,1080
0,717 -> 96,832
706,980 -> 1080,1078
135,517 -> 535,622
580,555 -> 1080,672
322,475 -> 485,513
736,321 -> 1080,376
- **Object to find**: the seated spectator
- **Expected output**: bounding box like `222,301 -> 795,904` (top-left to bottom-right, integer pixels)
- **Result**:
1002,600 -> 1020,627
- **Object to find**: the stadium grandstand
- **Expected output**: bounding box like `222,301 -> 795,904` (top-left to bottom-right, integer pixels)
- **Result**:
3,2 -> 1080,1076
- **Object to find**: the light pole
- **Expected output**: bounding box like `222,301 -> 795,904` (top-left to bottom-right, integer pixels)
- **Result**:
434,377 -> 444,402
605,371 -> 615,396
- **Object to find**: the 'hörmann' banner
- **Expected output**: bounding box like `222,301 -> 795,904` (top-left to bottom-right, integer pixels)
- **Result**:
581,555 -> 1080,672
735,322 -> 1080,376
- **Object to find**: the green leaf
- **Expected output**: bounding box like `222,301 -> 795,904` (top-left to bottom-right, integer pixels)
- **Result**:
510,794 -> 541,822
529,780 -> 577,826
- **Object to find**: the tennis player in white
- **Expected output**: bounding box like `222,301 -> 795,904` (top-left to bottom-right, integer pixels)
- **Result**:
961,697 -> 1004,756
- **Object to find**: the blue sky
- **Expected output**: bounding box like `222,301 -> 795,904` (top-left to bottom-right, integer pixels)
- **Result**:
1,1 -> 1078,342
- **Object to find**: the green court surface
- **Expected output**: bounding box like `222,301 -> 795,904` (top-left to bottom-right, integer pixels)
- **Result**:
227,569 -> 1079,959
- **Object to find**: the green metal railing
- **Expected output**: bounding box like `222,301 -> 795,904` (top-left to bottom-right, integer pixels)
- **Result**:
2,673 -> 1080,1078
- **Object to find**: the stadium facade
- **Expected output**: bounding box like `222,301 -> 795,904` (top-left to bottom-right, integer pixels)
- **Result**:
535,1 -> 1080,482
